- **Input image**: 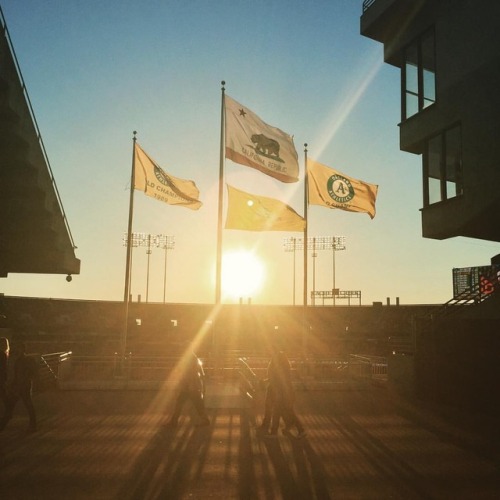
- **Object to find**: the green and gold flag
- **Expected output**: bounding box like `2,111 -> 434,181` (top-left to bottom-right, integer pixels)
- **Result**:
308,159 -> 378,219
134,143 -> 202,210
225,184 -> 305,232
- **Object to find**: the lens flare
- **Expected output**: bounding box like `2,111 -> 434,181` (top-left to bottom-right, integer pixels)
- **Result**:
222,250 -> 265,300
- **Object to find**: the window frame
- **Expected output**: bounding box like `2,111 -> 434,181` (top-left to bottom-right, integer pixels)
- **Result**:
402,28 -> 436,120
423,124 -> 463,207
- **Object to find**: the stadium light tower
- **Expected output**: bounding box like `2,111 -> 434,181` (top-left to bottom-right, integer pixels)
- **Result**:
283,235 -> 346,305
283,237 -> 299,305
314,236 -> 346,305
157,234 -> 175,303
122,232 -> 175,303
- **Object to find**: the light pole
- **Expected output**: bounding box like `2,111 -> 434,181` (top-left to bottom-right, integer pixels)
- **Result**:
145,234 -> 153,302
283,235 -> 346,306
312,237 -> 317,303
314,236 -> 346,305
122,232 -> 175,303
157,235 -> 175,303
283,237 -> 298,305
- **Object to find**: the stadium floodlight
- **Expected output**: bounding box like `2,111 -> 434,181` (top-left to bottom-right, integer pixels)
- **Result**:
122,232 -> 175,303
312,236 -> 346,305
283,237 -> 300,305
156,235 -> 175,303
312,236 -> 346,304
283,236 -> 346,305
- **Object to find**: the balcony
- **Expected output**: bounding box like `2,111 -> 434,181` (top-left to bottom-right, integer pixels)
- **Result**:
361,0 -> 424,66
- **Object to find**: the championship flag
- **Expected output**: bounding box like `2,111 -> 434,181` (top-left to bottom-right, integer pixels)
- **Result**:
225,95 -> 299,183
225,184 -> 305,232
134,143 -> 202,210
308,159 -> 378,219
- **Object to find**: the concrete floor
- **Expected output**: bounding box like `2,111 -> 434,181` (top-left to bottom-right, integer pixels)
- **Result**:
1,384 -> 499,499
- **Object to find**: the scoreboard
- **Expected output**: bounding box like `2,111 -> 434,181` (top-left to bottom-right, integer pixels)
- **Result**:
452,265 -> 500,299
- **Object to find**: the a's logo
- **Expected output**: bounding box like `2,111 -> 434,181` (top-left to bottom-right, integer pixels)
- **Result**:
154,165 -> 171,187
327,174 -> 355,203
480,275 -> 494,295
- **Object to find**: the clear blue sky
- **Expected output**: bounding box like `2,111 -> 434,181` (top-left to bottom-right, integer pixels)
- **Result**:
1,0 -> 498,305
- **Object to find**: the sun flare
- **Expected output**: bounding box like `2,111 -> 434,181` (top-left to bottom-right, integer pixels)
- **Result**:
222,250 -> 265,300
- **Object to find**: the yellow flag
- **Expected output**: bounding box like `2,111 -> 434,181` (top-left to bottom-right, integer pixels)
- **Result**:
308,159 -> 378,219
225,184 -> 305,232
225,95 -> 299,183
134,143 -> 202,210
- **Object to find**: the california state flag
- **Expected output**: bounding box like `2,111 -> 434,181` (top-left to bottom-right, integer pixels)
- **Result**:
308,159 -> 378,219
225,95 -> 299,183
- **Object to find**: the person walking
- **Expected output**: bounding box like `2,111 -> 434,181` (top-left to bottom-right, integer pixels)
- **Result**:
0,341 -> 38,433
167,351 -> 210,427
258,380 -> 274,433
0,337 -> 9,411
267,350 -> 306,439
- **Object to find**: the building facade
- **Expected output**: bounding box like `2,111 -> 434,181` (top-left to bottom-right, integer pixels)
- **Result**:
0,8 -> 79,277
361,0 -> 500,242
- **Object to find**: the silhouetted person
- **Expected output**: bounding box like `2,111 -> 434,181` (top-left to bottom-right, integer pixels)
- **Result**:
0,341 -> 38,433
258,357 -> 277,432
167,351 -> 210,427
258,382 -> 274,433
0,337 -> 9,410
267,350 -> 306,439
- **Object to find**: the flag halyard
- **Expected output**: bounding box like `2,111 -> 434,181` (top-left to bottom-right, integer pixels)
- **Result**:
225,95 -> 299,183
134,143 -> 202,210
308,159 -> 378,219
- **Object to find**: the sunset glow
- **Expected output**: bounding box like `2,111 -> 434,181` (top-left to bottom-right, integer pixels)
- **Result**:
222,250 -> 265,300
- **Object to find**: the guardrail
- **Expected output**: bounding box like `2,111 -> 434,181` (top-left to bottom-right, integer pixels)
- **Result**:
362,0 -> 377,12
36,351 -> 72,392
349,354 -> 388,381
38,351 -> 388,390
237,358 -> 261,402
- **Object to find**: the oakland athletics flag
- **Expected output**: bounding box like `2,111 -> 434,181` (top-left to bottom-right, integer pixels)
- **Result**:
308,159 -> 378,219
225,95 -> 299,183
134,143 -> 202,210
225,184 -> 305,232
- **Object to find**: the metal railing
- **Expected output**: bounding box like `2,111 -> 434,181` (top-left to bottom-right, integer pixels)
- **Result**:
38,351 -> 388,390
36,351 -> 72,392
391,267 -> 500,356
349,354 -> 388,381
362,0 -> 377,12
238,358 -> 261,402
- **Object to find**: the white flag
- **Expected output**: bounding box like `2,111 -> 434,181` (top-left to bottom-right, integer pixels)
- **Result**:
225,95 -> 299,183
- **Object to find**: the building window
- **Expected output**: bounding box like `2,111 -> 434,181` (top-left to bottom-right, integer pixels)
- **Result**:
423,125 -> 463,206
403,30 -> 436,119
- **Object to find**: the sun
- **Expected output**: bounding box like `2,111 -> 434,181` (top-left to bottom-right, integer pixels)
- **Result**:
222,250 -> 265,300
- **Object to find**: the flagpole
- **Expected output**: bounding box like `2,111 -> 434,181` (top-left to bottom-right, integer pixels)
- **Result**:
215,81 -> 226,305
303,143 -> 309,356
303,144 -> 308,308
121,131 -> 137,367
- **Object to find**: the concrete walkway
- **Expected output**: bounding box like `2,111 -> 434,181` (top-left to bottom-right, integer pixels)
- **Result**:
1,384 -> 499,499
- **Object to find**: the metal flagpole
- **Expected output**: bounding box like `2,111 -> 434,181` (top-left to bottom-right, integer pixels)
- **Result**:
145,234 -> 152,303
293,237 -> 296,306
121,131 -> 137,366
303,144 -> 308,308
215,81 -> 226,305
303,144 -> 309,355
